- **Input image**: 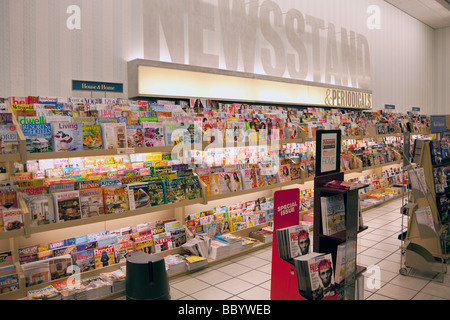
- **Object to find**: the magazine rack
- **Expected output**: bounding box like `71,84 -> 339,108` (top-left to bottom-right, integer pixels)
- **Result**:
313,172 -> 368,300
399,140 -> 449,281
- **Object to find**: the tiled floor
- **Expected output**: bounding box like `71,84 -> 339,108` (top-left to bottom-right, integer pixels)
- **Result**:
168,197 -> 450,300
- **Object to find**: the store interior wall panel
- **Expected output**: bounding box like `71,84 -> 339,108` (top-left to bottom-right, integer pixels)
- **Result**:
0,0 -> 444,114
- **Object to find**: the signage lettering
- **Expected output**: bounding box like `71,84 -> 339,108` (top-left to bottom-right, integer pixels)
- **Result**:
143,0 -> 371,90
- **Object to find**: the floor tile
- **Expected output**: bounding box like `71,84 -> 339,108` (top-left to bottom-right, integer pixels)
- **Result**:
376,283 -> 418,300
420,281 -> 450,299
171,277 -> 211,295
362,248 -> 393,259
237,269 -> 272,285
389,274 -> 429,291
170,287 -> 188,300
190,286 -> 234,300
233,255 -> 270,269
373,242 -> 399,253
412,292 -> 445,300
192,269 -> 233,285
361,233 -> 389,242
357,254 -> 382,267
216,262 -> 253,277
237,286 -> 271,300
366,293 -> 394,300
215,278 -> 256,295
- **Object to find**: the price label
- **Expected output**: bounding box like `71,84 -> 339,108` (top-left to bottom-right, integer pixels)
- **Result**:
117,148 -> 135,155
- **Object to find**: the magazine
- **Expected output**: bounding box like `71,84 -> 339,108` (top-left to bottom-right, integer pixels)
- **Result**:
183,175 -> 202,200
52,122 -> 83,152
127,182 -> 152,210
276,225 -> 311,263
293,252 -> 335,300
142,122 -> 165,147
79,188 -> 105,218
126,124 -> 145,148
103,185 -> 130,214
320,194 -> 346,236
101,123 -> 127,150
72,249 -> 95,272
53,190 -> 82,222
165,179 -> 186,203
0,125 -> 19,154
147,180 -> 166,206
82,124 -> 103,150
21,123 -> 53,153
93,246 -> 116,269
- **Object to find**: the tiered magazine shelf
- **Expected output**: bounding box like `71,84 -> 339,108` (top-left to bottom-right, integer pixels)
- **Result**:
313,171 -> 369,300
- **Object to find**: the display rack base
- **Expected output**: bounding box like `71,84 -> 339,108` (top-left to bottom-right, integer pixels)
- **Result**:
399,243 -> 447,283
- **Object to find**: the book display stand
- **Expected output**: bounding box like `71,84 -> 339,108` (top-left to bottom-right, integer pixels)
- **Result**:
313,172 -> 368,300
399,139 -> 449,281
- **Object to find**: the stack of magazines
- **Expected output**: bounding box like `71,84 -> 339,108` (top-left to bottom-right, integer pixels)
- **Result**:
276,224 -> 311,263
293,252 -> 335,300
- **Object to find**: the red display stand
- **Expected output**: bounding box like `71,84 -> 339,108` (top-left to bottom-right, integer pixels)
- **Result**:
270,188 -> 305,300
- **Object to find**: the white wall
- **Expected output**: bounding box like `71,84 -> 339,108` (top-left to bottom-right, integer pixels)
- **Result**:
434,27 -> 450,115
0,0 -> 442,114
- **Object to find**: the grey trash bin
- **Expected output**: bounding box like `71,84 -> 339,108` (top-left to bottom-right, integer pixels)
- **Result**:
126,251 -> 171,300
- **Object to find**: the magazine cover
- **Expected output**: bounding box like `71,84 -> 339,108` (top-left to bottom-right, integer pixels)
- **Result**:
103,185 -> 130,214
127,182 -> 151,210
52,122 -> 83,152
82,124 -> 103,150
22,123 -> 53,153
164,121 -> 183,146
165,178 -> 186,204
0,125 -> 19,154
307,253 -> 335,300
278,165 -> 292,183
79,188 -> 105,218
142,122 -> 165,147
113,241 -> 134,263
218,172 -> 234,194
147,180 -> 166,206
433,167 -> 447,193
126,125 -> 145,148
2,209 -> 23,231
133,234 -> 154,254
48,255 -> 73,280
93,246 -> 116,269
320,194 -> 346,236
208,174 -> 220,196
53,190 -> 82,222
183,176 -> 202,200
101,123 -> 128,150
25,194 -> 55,226
72,249 -> 95,272
0,274 -> 19,294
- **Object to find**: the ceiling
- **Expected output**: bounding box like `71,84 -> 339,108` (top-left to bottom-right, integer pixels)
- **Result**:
384,0 -> 450,29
